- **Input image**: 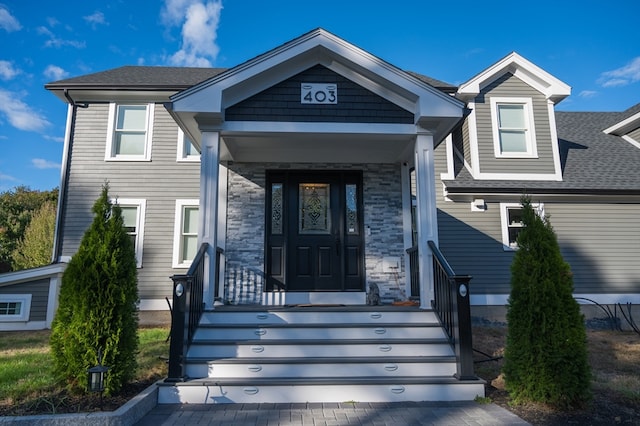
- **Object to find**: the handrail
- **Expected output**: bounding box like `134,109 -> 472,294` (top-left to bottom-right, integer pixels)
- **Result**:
406,245 -> 420,298
166,242 -> 217,382
427,240 -> 476,381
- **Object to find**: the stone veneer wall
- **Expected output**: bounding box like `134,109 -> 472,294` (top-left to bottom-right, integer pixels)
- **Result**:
224,162 -> 406,304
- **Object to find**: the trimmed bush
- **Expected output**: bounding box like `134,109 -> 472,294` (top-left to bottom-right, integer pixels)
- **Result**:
50,184 -> 139,395
503,197 -> 591,408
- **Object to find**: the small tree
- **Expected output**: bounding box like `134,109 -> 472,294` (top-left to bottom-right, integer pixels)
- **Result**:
503,196 -> 590,408
11,201 -> 56,270
50,184 -> 139,395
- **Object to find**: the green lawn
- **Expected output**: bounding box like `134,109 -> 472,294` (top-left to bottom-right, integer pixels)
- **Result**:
0,327 -> 169,408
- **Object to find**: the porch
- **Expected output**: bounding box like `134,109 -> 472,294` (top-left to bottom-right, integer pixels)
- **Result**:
159,241 -> 483,403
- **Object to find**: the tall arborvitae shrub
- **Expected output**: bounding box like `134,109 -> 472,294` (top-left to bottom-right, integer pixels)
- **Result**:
503,197 -> 590,408
50,184 -> 139,395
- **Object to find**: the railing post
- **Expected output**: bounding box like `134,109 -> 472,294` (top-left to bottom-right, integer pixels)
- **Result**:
166,275 -> 189,382
453,275 -> 475,380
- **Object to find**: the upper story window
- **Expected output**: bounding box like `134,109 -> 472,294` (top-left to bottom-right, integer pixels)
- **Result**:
490,97 -> 537,158
177,129 -> 200,162
173,199 -> 199,268
500,202 -> 544,250
106,103 -> 154,161
113,199 -> 147,268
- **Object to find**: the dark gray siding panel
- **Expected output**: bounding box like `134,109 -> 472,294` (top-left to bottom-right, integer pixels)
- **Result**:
225,65 -> 414,124
474,73 -> 556,174
61,104 -> 201,301
0,279 -> 49,321
437,202 -> 514,294
461,119 -> 471,165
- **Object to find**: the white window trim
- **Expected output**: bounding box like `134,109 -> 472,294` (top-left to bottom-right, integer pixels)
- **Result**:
490,97 -> 538,159
105,103 -> 154,161
500,202 -> 544,251
172,199 -> 200,268
112,198 -> 147,268
0,294 -> 31,322
176,129 -> 201,162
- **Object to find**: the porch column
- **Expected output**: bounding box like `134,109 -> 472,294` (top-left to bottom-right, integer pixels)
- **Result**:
199,131 -> 220,309
414,131 -> 438,309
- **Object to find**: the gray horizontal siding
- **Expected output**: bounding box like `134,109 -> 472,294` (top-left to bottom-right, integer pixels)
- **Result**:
627,126 -> 640,142
62,103 -> 201,301
474,73 -> 556,175
435,196 -> 640,296
0,279 -> 49,321
546,204 -> 640,294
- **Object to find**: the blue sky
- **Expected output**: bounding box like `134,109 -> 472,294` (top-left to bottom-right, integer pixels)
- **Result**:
0,0 -> 639,192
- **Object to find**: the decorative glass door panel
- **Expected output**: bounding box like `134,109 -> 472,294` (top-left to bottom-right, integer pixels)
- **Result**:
299,183 -> 331,234
266,171 -> 364,293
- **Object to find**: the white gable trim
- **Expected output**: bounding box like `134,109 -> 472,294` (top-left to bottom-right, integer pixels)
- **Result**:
457,52 -> 570,104
603,110 -> 640,135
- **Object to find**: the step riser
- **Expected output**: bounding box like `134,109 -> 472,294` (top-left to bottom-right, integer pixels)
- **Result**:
185,362 -> 457,379
193,326 -> 447,341
158,383 -> 485,404
200,310 -> 439,325
187,343 -> 455,358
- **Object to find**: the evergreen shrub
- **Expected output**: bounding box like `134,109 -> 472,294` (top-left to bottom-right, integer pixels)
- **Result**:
50,184 -> 139,395
503,196 -> 591,408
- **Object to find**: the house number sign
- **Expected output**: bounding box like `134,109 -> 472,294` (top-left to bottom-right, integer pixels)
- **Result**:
301,83 -> 337,104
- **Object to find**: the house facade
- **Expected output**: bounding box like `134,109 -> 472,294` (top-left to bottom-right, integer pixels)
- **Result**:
43,28 -> 640,318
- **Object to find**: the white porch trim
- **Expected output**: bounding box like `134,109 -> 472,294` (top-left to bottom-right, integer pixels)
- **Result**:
414,132 -> 438,309
199,130 -> 221,309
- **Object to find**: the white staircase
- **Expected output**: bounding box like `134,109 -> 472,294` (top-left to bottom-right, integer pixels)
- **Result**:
157,306 -> 485,404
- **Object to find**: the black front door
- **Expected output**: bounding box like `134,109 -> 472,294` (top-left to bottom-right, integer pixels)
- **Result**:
266,171 -> 364,292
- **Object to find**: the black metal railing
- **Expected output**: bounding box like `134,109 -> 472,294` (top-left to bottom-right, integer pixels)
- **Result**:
166,242 -> 218,382
406,245 -> 420,298
428,240 -> 476,381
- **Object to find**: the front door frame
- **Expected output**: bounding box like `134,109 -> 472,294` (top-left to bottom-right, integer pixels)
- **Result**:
265,170 -> 365,293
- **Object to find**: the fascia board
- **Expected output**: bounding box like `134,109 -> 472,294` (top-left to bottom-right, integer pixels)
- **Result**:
457,52 -> 570,102
172,28 -> 463,120
603,110 -> 640,135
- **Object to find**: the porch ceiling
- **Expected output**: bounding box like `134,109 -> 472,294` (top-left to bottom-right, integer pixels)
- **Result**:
220,131 -> 415,163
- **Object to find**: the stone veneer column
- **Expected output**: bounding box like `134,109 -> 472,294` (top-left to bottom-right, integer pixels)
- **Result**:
414,132 -> 438,309
199,131 -> 220,309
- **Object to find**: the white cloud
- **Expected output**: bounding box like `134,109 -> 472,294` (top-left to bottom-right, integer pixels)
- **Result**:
0,89 -> 51,132
84,11 -> 107,29
37,26 -> 86,49
32,158 -> 61,170
0,60 -> 21,80
598,57 -> 640,88
43,134 -> 64,143
43,64 -> 69,81
0,6 -> 21,32
162,0 -> 223,67
578,90 -> 598,99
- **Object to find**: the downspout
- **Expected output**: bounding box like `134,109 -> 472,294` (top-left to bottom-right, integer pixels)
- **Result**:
51,90 -> 87,263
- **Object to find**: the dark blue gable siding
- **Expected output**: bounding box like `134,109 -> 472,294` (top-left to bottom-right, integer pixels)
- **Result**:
225,65 -> 414,124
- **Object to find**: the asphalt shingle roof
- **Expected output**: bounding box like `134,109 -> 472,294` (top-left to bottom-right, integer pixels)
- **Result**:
444,106 -> 640,194
44,66 -> 227,89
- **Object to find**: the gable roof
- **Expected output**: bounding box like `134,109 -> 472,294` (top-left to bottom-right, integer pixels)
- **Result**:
444,107 -> 640,196
457,52 -> 571,104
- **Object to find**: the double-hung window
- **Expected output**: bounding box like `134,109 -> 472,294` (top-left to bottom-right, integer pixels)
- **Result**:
177,129 -> 200,162
173,200 -> 199,268
113,199 -> 146,267
106,103 -> 154,161
500,202 -> 544,250
490,97 -> 537,158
